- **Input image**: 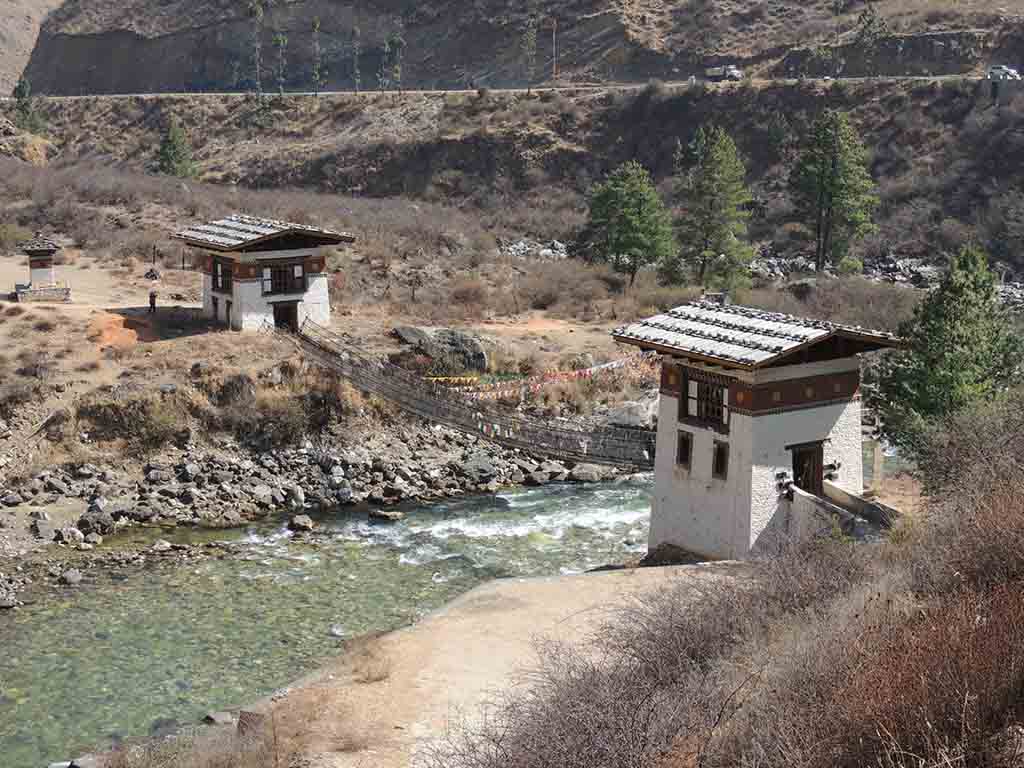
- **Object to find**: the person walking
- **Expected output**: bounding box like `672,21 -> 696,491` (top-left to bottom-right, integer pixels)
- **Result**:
149,288 -> 158,314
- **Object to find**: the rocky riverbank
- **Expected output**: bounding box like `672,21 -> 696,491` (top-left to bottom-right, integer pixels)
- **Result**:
0,421 -> 624,609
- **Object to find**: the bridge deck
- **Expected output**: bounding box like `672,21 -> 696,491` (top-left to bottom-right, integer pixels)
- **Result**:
291,321 -> 656,469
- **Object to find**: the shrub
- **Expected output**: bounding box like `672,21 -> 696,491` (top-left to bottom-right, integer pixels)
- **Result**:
76,395 -> 184,450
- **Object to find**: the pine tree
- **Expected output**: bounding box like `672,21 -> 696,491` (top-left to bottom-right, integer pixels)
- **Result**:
874,245 -> 1024,455
352,24 -> 362,92
274,30 -> 288,95
157,117 -> 196,178
854,1 -> 890,75
389,19 -> 405,94
522,13 -> 539,93
377,36 -> 391,93
587,161 -> 678,287
311,17 -> 327,96
12,76 -> 44,134
248,0 -> 265,96
790,109 -> 877,271
667,124 -> 753,288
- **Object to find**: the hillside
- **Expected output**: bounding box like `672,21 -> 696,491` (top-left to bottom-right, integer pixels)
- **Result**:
6,77 -> 1024,277
16,0 -> 1015,95
0,0 -> 62,95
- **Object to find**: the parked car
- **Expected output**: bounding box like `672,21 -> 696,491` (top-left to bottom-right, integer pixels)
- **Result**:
705,65 -> 744,82
988,65 -> 1022,81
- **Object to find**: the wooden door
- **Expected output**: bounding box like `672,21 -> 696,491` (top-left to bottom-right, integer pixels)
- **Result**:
792,443 -> 824,496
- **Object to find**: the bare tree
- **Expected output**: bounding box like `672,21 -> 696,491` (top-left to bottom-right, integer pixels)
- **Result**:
311,17 -> 327,96
248,0 -> 265,95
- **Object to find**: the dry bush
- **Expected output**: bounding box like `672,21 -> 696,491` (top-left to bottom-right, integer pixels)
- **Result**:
0,381 -> 43,419
33,319 -> 57,333
739,277 -> 919,332
4,304 -> 26,317
449,277 -> 488,317
76,394 -> 185,450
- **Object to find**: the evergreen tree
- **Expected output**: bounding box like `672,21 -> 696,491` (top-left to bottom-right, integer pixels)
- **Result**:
389,20 -> 406,94
157,117 -> 196,178
854,1 -> 889,75
12,76 -> 45,134
587,161 -> 677,287
522,13 -> 539,93
352,24 -> 362,92
377,37 -> 390,92
248,0 -> 265,95
311,18 -> 327,96
667,124 -> 753,288
790,109 -> 877,271
874,245 -> 1023,455
274,30 -> 288,95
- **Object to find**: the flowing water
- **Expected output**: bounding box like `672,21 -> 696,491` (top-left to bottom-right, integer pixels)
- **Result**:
0,479 -> 652,768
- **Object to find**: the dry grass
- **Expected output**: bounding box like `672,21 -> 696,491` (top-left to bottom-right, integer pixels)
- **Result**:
346,635 -> 393,685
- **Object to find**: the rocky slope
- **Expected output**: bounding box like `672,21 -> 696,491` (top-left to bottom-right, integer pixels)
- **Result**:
0,0 -> 62,94
16,0 -> 1012,95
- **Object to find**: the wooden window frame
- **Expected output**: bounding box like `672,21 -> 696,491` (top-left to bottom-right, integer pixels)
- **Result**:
679,368 -> 730,434
676,430 -> 693,469
262,262 -> 307,296
213,258 -> 234,293
712,441 -> 729,481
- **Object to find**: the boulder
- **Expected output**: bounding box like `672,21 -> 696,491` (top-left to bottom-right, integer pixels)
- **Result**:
55,526 -> 86,545
430,329 -> 489,373
31,519 -> 56,541
84,533 -> 104,546
462,454 -> 498,484
288,515 -> 316,532
525,471 -> 550,487
78,509 -> 115,536
392,325 -> 432,348
607,401 -> 657,429
569,464 -> 606,483
286,484 -> 305,508
46,477 -> 70,495
151,539 -> 173,552
181,463 -> 201,482
369,508 -> 405,523
60,569 -> 83,586
1,492 -> 23,507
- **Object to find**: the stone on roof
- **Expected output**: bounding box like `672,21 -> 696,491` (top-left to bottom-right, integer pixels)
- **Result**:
20,235 -> 60,254
613,300 -> 899,368
173,214 -> 357,251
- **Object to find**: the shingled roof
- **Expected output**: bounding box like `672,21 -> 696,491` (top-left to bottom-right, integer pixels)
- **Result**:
20,235 -> 60,255
173,214 -> 357,252
613,300 -> 899,369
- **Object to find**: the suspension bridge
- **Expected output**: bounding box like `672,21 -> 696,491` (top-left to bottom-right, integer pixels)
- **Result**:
290,321 -> 657,469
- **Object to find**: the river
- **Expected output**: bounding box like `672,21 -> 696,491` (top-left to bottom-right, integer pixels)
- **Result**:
0,479 -> 652,768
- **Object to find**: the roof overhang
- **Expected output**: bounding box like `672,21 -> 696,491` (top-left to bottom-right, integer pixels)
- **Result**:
172,214 -> 357,252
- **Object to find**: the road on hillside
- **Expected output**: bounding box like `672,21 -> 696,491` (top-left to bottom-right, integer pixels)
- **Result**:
0,75 -> 985,102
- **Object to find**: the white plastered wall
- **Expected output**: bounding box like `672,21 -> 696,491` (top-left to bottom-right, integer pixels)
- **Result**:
30,265 -> 56,286
296,273 -> 331,326
650,393 -> 754,560
748,397 -> 864,554
232,280 -> 275,331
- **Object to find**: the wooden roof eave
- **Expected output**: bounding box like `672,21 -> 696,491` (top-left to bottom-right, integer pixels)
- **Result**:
749,328 -> 902,369
173,229 -> 357,252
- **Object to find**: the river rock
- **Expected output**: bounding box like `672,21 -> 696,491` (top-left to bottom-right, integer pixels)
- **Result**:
369,508 -> 405,523
152,539 -> 173,552
525,471 -> 550,486
328,624 -> 346,638
288,515 -> 315,532
46,477 -> 70,495
89,496 -> 111,515
1,492 -> 23,507
29,509 -> 50,521
69,756 -> 100,768
569,464 -> 606,483
462,454 -> 498,484
203,711 -> 235,726
56,526 -> 86,545
286,484 -> 305,508
607,400 -> 657,429
31,519 -> 56,540
84,532 -> 104,546
78,509 -> 115,536
60,569 -> 83,586
181,463 -> 201,482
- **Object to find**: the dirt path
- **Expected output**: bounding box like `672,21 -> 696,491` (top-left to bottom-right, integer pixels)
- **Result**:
281,564 -> 743,768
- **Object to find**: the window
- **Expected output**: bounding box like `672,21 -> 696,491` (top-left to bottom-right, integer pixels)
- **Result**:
676,431 -> 692,469
262,263 -> 306,295
213,258 -> 233,293
679,368 -> 730,432
712,441 -> 729,480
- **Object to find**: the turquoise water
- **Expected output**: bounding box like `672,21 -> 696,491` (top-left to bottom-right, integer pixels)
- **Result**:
0,480 -> 652,768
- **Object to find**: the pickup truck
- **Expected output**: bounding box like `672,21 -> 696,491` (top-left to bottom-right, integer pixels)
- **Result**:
705,65 -> 744,82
